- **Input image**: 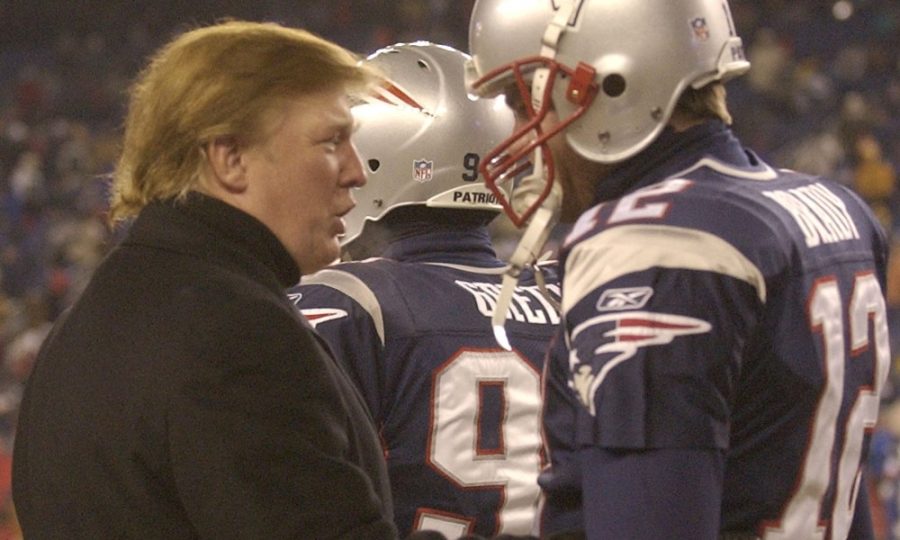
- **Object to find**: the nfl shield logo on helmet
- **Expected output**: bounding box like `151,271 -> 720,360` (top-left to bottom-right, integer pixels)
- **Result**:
413,159 -> 434,183
690,17 -> 710,42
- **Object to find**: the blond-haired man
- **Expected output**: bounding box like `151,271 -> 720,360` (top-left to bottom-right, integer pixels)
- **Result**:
13,21 -> 398,539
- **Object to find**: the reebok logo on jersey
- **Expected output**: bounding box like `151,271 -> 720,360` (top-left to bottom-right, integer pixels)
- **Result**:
299,308 -> 348,328
595,287 -> 653,311
570,311 -> 711,415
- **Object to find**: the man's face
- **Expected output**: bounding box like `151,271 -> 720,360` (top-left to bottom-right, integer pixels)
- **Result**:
503,87 -> 598,223
241,89 -> 365,274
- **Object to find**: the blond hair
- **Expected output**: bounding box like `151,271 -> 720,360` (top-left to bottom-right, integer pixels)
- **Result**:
672,82 -> 733,126
109,20 -> 376,223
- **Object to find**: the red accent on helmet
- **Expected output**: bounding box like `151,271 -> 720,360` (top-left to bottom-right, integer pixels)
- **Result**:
374,81 -> 427,113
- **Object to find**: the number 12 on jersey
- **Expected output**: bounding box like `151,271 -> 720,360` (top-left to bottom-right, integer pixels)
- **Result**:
766,272 -> 889,539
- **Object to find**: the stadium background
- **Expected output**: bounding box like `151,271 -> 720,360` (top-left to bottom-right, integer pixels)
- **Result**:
0,0 -> 897,537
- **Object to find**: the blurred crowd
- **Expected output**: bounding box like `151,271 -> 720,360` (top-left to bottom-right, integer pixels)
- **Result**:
0,0 -> 897,537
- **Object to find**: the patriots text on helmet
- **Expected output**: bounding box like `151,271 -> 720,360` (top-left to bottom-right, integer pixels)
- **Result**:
452,191 -> 499,205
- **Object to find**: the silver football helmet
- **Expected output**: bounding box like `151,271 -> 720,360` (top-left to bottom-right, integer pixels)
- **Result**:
343,41 -> 514,249
467,0 -> 751,225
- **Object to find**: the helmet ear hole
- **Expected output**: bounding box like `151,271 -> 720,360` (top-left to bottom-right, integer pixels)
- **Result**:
602,74 -> 626,97
417,59 -> 430,71
368,159 -> 381,172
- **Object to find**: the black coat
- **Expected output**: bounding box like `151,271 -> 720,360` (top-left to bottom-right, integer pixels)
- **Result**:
13,194 -> 397,539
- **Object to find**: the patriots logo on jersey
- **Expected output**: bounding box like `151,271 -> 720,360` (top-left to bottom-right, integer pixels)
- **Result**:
299,308 -> 349,328
569,311 -> 711,414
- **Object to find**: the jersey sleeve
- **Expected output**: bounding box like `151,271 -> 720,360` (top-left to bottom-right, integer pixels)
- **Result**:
290,268 -> 386,421
561,223 -> 765,450
580,446 -> 724,539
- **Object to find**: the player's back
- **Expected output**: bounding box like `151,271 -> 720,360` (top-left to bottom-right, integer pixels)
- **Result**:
291,252 -> 559,538
712,168 -> 889,537
560,156 -> 889,537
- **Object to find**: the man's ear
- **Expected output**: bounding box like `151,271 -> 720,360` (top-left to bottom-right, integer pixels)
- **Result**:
202,136 -> 248,193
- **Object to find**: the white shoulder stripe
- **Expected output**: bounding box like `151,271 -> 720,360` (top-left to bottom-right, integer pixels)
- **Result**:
563,224 -> 766,314
301,269 -> 385,345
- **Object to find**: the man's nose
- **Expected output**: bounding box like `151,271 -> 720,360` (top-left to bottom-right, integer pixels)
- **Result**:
341,142 -> 367,188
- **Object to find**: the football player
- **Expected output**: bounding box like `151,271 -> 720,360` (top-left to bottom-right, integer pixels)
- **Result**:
289,42 -> 560,538
466,1 -> 891,538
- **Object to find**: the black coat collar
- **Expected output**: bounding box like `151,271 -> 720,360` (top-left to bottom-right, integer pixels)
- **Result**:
125,193 -> 300,287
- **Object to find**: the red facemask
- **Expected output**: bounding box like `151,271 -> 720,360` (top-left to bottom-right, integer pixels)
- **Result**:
470,55 -> 598,227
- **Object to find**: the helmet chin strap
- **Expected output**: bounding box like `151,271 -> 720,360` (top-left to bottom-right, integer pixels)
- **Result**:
491,0 -> 578,350
492,149 -> 562,350
531,0 -> 580,104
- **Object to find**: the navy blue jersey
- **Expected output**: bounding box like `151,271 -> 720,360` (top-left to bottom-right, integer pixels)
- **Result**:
541,123 -> 890,539
289,230 -> 560,538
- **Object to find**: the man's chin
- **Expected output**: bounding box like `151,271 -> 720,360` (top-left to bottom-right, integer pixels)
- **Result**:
296,243 -> 340,275
320,241 -> 342,269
